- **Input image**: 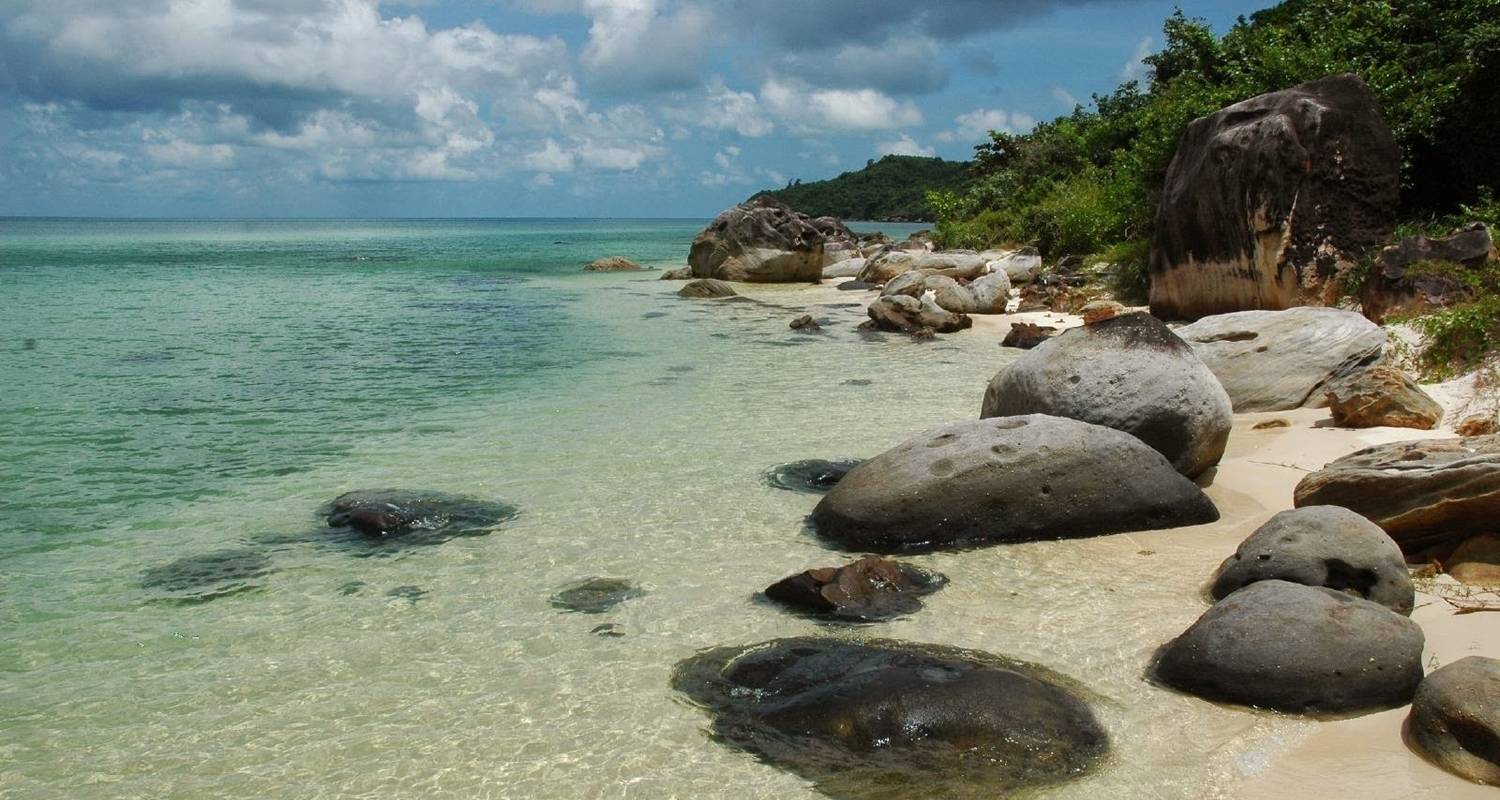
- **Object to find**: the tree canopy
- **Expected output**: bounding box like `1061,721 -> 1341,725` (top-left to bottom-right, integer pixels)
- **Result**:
753,155 -> 971,221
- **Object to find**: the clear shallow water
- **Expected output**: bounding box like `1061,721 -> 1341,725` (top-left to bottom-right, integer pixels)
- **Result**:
0,218 -> 1307,799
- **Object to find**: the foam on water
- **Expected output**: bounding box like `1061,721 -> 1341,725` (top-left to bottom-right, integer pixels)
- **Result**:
0,219 -> 1310,799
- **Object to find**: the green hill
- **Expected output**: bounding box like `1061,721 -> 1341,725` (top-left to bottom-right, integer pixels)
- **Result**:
752,155 -> 971,222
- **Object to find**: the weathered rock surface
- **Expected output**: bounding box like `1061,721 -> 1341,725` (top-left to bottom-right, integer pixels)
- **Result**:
583,256 -> 641,272
1176,307 -> 1385,412
857,250 -> 989,285
984,246 -> 1042,283
1079,299 -> 1125,324
764,557 -> 947,621
811,415 -> 1219,552
1152,580 -> 1425,713
1001,322 -> 1055,350
1409,656 -> 1500,785
881,270 -> 1010,314
1294,434 -> 1500,553
1457,415 -> 1500,437
1149,74 -> 1399,320
1017,279 -> 1089,313
837,280 -> 878,291
764,459 -> 862,494
1326,365 -> 1443,430
671,637 -> 1109,800
140,548 -> 274,603
1210,506 -> 1414,614
1449,535 -> 1500,586
1362,223 -> 1495,323
678,278 -> 738,299
981,313 -> 1233,477
822,257 -> 866,279
864,295 -> 972,334
550,577 -> 645,613
690,197 -> 826,282
659,266 -> 693,280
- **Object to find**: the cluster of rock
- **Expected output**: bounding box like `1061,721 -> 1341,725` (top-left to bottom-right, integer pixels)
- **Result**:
1362,222 -> 1497,323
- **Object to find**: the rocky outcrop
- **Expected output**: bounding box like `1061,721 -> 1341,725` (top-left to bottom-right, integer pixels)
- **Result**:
1001,322 -> 1055,350
981,313 -> 1233,477
325,489 -> 519,547
1409,656 -> 1500,785
677,278 -> 737,299
857,250 -> 989,285
764,557 -> 947,621
583,256 -> 640,272
1176,307 -> 1385,412
1293,434 -> 1500,554
864,294 -> 973,334
1362,223 -> 1495,323
689,197 -> 826,282
672,638 -> 1109,799
549,577 -> 645,613
1017,279 -> 1090,313
1326,365 -> 1443,430
810,415 -> 1219,552
1149,74 -> 1399,320
764,459 -> 862,494
882,270 -> 1010,314
1152,580 -> 1425,713
1210,506 -> 1414,614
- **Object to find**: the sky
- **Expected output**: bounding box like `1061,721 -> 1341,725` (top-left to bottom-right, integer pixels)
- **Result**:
0,0 -> 1273,218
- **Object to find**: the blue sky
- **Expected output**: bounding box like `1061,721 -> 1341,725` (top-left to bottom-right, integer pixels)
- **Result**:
0,1 -> 1272,217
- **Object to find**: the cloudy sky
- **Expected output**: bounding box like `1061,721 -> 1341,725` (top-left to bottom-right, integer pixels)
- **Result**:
0,0 -> 1267,217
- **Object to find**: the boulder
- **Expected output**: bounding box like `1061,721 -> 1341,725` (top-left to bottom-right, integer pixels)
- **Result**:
325,489 -> 519,547
1149,74 -> 1399,320
1448,535 -> 1500,586
659,266 -> 693,280
822,257 -> 866,279
881,271 -> 1010,314
981,313 -> 1233,477
1457,415 -> 1500,437
858,250 -> 989,285
583,256 -> 640,272
671,638 -> 1109,800
985,246 -> 1043,283
1210,506 -> 1414,614
836,280 -> 878,291
788,314 -> 821,332
1362,223 -> 1495,323
1001,322 -> 1055,350
764,459 -> 862,494
764,557 -> 947,621
810,415 -> 1219,552
1017,280 -> 1089,313
678,278 -> 737,299
1408,656 -> 1500,785
864,294 -> 972,334
689,197 -> 826,282
1176,307 -> 1385,412
1079,299 -> 1125,324
1152,580 -> 1425,714
1294,434 -> 1500,553
1326,365 -> 1443,430
550,577 -> 645,614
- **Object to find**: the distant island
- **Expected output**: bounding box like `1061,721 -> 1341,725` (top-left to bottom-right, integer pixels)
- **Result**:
751,155 -> 970,223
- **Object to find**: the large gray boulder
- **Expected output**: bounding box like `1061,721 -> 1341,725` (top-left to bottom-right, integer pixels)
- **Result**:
882,270 -> 1010,314
822,257 -> 866,279
1362,222 -> 1495,323
1210,506 -> 1414,614
1409,656 -> 1500,785
1294,434 -> 1500,554
1176,307 -> 1385,412
864,294 -> 972,334
810,415 -> 1219,552
689,197 -> 826,282
858,249 -> 990,285
981,313 -> 1232,477
983,246 -> 1043,284
1150,74 -> 1399,319
1152,580 -> 1425,714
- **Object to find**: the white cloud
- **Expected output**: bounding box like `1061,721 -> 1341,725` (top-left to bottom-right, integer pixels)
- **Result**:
523,139 -> 576,172
874,134 -> 934,157
934,107 -> 1037,143
677,80 -> 774,138
760,79 -> 923,134
1121,36 -> 1153,82
528,172 -> 556,188
1052,87 -> 1080,108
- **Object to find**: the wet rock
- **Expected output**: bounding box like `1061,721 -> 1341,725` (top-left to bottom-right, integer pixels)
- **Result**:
1293,434 -> 1500,553
1210,506 -> 1414,614
1326,365 -> 1443,430
1000,322 -> 1055,350
1362,223 -> 1495,323
385,585 -> 429,604
1409,656 -> 1500,785
550,577 -> 645,614
1150,74 -> 1399,319
583,256 -> 641,272
140,548 -> 273,603
1152,580 -> 1425,714
836,280 -> 878,291
592,623 -> 626,638
325,490 -> 519,547
789,314 -> 821,332
671,637 -> 1109,800
1176,307 -> 1385,412
678,278 -> 738,299
811,415 -> 1218,552
660,267 -> 693,280
764,557 -> 947,621
981,313 -> 1233,478
865,294 -> 972,334
765,459 -> 863,494
690,197 -> 827,283
1447,534 -> 1500,586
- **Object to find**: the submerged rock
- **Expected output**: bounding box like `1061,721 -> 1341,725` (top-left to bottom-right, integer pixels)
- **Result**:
789,314 -> 821,332
583,256 -> 641,272
1325,365 -> 1443,430
764,557 -> 947,621
671,637 -> 1109,800
550,577 -> 645,614
1153,580 -> 1425,714
1409,656 -> 1500,785
1210,506 -> 1414,614
765,459 -> 862,494
659,267 -> 693,280
811,415 -> 1218,552
325,490 -> 518,547
678,279 -> 738,299
140,547 -> 273,603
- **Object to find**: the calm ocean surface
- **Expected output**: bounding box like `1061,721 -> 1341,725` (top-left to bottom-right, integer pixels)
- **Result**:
1,218 -> 1306,798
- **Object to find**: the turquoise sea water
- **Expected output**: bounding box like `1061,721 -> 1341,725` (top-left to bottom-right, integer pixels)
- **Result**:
1,218 -> 1306,799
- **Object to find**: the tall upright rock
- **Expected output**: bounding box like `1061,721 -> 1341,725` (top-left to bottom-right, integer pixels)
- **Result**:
1149,74 -> 1399,320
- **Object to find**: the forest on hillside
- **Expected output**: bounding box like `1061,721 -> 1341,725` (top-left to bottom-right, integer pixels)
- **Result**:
752,155 -> 970,221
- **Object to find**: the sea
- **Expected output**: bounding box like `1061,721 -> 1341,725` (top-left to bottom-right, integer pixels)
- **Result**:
0,218 -> 1309,799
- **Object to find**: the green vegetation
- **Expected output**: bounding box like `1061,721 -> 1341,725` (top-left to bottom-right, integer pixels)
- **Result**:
754,155 -> 970,221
